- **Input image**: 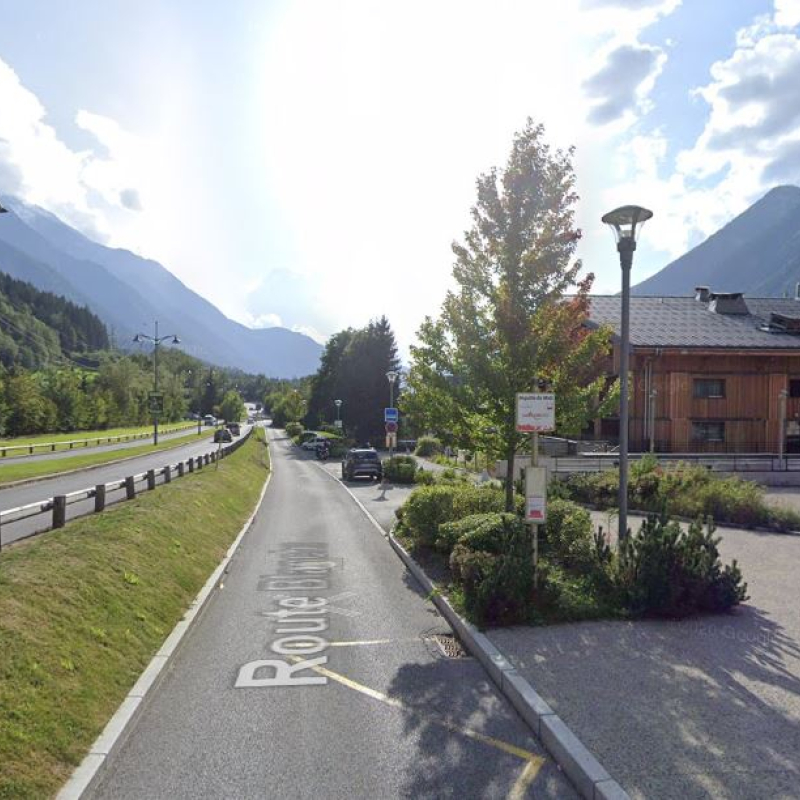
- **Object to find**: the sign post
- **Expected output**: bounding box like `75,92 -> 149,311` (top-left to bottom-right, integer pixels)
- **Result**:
516,392 -> 555,588
384,407 -> 399,459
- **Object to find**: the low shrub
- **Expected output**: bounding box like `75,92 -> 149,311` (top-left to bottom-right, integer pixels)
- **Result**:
396,483 -> 509,547
536,560 -> 620,622
617,513 -> 748,617
415,436 -> 442,457
414,469 -> 435,485
383,455 -> 418,484
285,421 -> 304,438
437,512 -> 523,555
543,499 -> 595,571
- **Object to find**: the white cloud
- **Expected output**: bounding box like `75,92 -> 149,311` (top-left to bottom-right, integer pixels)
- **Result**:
775,0 -> 800,28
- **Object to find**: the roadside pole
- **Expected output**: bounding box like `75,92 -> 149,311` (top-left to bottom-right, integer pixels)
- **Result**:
516,390 -> 555,591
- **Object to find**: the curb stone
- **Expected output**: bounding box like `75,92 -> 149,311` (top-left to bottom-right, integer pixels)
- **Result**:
325,468 -> 630,800
56,436 -> 273,800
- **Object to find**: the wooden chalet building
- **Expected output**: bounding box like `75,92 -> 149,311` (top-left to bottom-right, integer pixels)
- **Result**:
587,287 -> 800,453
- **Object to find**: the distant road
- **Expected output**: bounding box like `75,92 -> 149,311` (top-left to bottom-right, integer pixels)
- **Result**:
0,425 -> 253,545
0,424 -> 203,465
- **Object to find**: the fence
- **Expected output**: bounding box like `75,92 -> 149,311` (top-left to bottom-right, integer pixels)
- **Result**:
0,428 -> 253,549
0,423 -> 199,459
551,451 -> 800,474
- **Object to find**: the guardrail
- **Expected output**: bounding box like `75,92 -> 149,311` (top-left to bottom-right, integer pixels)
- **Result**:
0,423 -> 201,459
0,428 -> 253,549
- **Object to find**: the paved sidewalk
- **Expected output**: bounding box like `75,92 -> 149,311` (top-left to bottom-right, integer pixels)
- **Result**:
492,512 -> 800,799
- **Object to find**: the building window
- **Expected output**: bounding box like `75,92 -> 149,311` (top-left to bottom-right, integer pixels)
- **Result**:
692,421 -> 725,442
789,379 -> 800,398
693,378 -> 725,399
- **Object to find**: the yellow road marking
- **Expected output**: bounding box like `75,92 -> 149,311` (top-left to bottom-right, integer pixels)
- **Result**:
288,656 -> 546,775
508,758 -> 542,800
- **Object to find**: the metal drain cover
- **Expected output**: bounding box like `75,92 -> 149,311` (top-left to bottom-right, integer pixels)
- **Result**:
428,633 -> 470,659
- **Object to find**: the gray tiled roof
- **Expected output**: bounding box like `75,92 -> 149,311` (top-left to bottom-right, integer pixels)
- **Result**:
588,295 -> 800,349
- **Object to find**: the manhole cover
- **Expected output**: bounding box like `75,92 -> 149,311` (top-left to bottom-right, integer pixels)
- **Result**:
428,633 -> 470,659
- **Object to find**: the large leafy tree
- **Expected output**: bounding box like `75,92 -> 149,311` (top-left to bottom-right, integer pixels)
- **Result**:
305,317 -> 401,443
404,119 -> 616,509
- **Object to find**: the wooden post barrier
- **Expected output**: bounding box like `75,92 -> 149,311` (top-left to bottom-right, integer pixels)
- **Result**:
196,456 -> 203,470
53,495 -> 67,528
147,469 -> 156,490
95,484 -> 106,512
178,461 -> 185,477
188,459 -> 194,473
164,465 -> 172,483
125,475 -> 136,500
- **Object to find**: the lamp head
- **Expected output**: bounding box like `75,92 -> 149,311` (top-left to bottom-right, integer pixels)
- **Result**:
0,203 -> 8,214
171,336 -> 181,344
334,399 -> 342,407
133,333 -> 142,343
601,205 -> 653,251
386,370 -> 399,385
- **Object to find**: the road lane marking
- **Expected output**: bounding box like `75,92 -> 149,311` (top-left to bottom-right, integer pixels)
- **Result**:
328,638 -> 414,647
287,655 -> 546,770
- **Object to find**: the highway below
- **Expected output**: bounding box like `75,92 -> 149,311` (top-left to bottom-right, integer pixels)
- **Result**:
0,426 -> 253,545
0,424 -> 203,465
86,429 -> 575,799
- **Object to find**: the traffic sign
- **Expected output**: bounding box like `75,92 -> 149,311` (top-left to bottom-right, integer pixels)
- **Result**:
385,432 -> 397,449
148,391 -> 164,415
385,421 -> 398,434
384,407 -> 399,422
516,393 -> 555,432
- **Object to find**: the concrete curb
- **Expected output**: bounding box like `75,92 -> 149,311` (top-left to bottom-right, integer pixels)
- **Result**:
326,468 -> 630,800
57,436 -> 273,800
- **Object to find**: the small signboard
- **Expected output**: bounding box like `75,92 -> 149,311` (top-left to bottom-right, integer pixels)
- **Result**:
516,393 -> 555,433
385,421 -> 398,434
148,391 -> 164,415
385,432 -> 397,449
525,466 -> 547,523
384,407 -> 399,422
333,419 -> 343,429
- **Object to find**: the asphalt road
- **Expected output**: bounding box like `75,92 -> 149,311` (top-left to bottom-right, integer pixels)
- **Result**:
0,424 -> 202,465
87,429 -> 576,800
0,426 -> 252,545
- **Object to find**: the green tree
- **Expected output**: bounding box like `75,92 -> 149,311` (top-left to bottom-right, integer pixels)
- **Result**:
404,119 -> 616,510
220,389 -> 245,423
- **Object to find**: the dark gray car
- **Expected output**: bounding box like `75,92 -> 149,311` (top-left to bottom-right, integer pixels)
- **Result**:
342,448 -> 383,481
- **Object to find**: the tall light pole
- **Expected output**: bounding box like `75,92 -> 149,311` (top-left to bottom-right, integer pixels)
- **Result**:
386,370 -> 398,459
602,205 -> 653,544
649,388 -> 657,453
779,388 -> 788,468
334,399 -> 342,430
133,321 -> 181,445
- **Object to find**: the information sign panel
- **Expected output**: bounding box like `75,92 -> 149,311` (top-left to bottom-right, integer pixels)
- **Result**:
525,466 -> 547,523
516,393 -> 555,433
384,407 -> 399,422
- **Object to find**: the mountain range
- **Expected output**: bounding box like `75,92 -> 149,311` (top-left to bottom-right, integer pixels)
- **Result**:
633,185 -> 800,297
0,199 -> 322,377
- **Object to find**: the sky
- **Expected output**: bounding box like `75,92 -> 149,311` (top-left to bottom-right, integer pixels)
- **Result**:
2,0 -> 800,356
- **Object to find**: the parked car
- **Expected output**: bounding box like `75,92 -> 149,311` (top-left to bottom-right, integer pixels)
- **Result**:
302,435 -> 328,451
227,422 -> 241,436
342,448 -> 383,481
214,428 -> 232,443
203,414 -> 217,427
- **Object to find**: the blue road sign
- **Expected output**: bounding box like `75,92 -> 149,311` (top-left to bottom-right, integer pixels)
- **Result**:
384,407 -> 399,422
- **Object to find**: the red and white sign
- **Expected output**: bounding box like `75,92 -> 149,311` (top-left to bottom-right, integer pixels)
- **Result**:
516,393 -> 555,433
385,421 -> 398,434
525,466 -> 547,523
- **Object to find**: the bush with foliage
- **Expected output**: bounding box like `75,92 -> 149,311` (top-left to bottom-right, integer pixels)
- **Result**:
395,483 -> 512,547
557,459 -> 800,532
448,513 -> 533,626
383,454 -> 418,484
616,513 -> 748,617
543,499 -> 595,571
414,469 -> 436,485
415,436 -> 443,457
285,421 -> 304,438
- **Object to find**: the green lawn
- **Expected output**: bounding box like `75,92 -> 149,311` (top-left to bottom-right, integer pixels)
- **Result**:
0,421 -> 198,454
0,429 -> 210,487
0,428 -> 269,798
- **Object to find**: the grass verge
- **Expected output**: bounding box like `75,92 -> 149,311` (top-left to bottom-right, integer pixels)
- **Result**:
0,422 -> 197,451
0,430 -> 212,487
0,428 -> 270,798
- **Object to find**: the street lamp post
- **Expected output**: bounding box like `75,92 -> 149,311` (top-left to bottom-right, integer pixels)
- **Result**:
334,399 -> 342,429
779,388 -> 788,468
386,370 -> 398,459
649,389 -> 657,453
602,205 -> 653,544
133,321 -> 181,445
